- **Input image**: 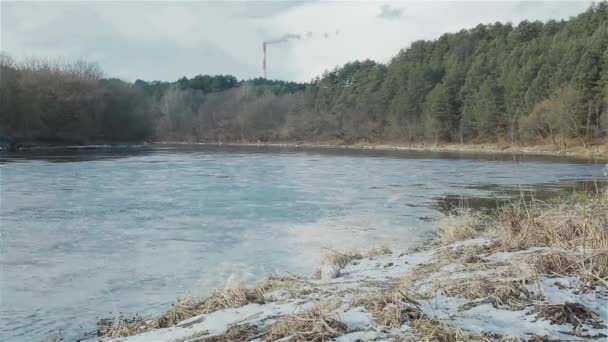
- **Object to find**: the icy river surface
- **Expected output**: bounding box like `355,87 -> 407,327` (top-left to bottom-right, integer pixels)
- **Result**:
0,145 -> 605,341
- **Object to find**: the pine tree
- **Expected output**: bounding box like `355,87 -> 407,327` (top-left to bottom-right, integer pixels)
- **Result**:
422,83 -> 451,143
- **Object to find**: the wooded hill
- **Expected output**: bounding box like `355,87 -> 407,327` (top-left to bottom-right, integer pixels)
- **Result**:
1,2 -> 607,148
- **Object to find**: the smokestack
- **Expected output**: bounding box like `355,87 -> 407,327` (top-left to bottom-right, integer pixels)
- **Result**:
262,42 -> 267,79
262,33 -> 301,79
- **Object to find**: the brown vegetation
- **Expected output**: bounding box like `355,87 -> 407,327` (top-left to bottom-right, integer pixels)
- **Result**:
97,315 -> 156,338
321,249 -> 364,268
497,191 -> 608,286
198,324 -> 261,342
357,291 -> 423,327
436,210 -> 486,245
99,191 -> 608,341
430,277 -> 542,311
266,305 -> 348,341
411,319 -> 512,342
531,302 -> 606,329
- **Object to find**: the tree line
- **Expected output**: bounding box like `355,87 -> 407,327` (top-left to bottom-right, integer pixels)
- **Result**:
1,2 -> 607,148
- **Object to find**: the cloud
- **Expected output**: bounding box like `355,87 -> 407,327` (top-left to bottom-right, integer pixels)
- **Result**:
268,0 -> 591,81
0,1 -> 593,82
378,4 -> 403,20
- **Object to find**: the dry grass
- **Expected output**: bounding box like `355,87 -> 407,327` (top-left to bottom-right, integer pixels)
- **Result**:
413,319 -> 522,342
97,315 -> 156,338
366,245 -> 392,258
497,191 -> 608,286
321,249 -> 363,268
399,239 -> 544,310
199,287 -> 264,314
531,302 -> 606,329
412,319 -> 488,342
266,304 -> 348,341
399,265 -> 444,300
197,324 -> 261,342
250,274 -> 305,301
436,210 -> 485,245
156,297 -> 204,328
356,291 -> 423,327
497,194 -> 607,249
174,330 -> 209,342
99,286 -> 264,338
525,251 -> 579,276
422,276 -> 542,311
399,245 -> 486,299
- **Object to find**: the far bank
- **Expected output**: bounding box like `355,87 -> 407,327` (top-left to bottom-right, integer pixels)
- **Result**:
158,141 -> 608,162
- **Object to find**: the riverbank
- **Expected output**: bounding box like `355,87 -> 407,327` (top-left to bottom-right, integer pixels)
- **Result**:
5,140 -> 607,161
100,191 -> 608,342
160,141 -> 608,161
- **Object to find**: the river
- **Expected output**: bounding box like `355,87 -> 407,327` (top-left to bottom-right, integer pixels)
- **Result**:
0,145 -> 605,341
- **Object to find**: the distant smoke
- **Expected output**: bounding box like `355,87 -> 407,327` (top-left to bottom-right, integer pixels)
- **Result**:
262,30 -> 339,78
262,33 -> 304,79
263,33 -> 301,45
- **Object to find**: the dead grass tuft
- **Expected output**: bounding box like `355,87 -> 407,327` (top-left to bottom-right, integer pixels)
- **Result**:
531,302 -> 606,329
199,287 -> 264,314
266,304 -> 348,341
424,277 -> 542,311
412,319 -> 489,342
321,249 -> 363,268
399,261 -> 453,299
356,291 -> 423,327
399,245 -> 488,299
525,251 -> 579,276
156,297 -> 204,328
252,274 -> 305,298
99,286 -> 265,338
496,192 -> 608,285
436,210 -> 485,245
97,315 -> 156,338
197,324 -> 261,342
366,245 -> 392,258
497,194 -> 607,249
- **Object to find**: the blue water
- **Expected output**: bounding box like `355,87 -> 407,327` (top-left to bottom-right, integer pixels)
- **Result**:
0,146 -> 605,341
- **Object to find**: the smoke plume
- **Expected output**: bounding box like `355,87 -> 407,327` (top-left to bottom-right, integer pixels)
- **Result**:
262,31 -> 337,78
263,33 -> 301,45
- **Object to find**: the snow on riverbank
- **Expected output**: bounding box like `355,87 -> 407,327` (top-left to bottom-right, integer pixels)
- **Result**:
108,237 -> 607,342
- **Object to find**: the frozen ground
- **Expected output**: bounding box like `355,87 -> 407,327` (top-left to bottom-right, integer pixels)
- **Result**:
108,238 -> 607,341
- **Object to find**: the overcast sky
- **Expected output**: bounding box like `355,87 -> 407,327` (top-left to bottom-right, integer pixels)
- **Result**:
1,1 -> 592,82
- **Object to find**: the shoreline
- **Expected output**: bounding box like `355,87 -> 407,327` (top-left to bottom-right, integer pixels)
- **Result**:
107,240 -> 608,342
160,141 -> 608,161
4,140 -> 607,161
102,191 -> 608,342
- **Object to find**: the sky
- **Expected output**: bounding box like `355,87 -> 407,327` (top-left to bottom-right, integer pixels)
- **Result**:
0,1 -> 593,82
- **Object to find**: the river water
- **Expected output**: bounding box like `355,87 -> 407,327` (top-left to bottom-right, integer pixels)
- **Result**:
0,145 -> 605,341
